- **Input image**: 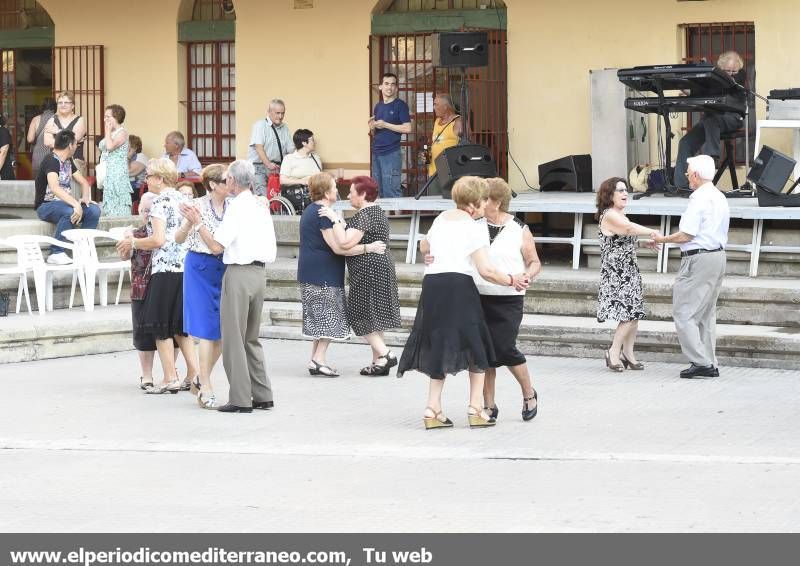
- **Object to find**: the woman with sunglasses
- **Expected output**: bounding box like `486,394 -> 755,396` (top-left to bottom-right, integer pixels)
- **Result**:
175,164 -> 230,409
595,177 -> 659,372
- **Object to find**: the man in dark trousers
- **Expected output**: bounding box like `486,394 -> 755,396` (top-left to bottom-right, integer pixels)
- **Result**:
182,159 -> 277,412
674,51 -> 746,189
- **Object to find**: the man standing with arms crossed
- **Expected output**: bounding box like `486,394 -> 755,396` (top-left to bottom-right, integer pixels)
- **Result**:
369,73 -> 412,198
182,160 -> 277,412
653,155 -> 729,378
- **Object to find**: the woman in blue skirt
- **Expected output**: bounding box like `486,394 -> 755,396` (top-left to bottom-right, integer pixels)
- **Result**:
176,163 -> 229,409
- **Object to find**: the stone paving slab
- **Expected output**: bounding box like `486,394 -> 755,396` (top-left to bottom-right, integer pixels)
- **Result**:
0,339 -> 799,531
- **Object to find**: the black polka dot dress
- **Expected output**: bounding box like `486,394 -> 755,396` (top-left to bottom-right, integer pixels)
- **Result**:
344,205 -> 401,336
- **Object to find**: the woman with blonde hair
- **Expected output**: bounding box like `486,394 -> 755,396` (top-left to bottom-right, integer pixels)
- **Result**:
398,176 -> 530,429
116,158 -> 199,394
175,163 -> 229,408
478,178 -> 541,422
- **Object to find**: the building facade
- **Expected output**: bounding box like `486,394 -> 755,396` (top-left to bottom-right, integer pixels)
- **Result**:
0,0 -> 796,189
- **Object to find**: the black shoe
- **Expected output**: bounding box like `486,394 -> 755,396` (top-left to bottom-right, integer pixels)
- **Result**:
484,404 -> 499,420
252,400 -> 274,410
217,403 -> 253,413
680,363 -> 719,379
522,389 -> 538,421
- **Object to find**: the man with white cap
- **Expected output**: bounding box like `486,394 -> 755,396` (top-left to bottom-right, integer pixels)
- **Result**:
653,154 -> 729,378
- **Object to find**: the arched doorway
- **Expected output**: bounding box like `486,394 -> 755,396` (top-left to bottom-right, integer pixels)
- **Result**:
179,0 -> 236,165
370,0 -> 507,195
0,0 -> 54,179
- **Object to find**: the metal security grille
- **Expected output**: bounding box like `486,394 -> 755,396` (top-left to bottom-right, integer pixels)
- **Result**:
186,41 -> 236,165
683,22 -> 755,164
52,45 -> 104,176
385,0 -> 506,12
0,0 -> 52,29
369,29 -> 507,195
0,49 -> 17,164
192,0 -> 235,21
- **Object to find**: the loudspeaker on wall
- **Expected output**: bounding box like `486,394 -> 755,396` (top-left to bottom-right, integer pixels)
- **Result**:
431,32 -> 489,68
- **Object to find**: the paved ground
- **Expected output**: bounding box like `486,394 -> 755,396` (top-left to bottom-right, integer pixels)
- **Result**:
1,339 -> 799,532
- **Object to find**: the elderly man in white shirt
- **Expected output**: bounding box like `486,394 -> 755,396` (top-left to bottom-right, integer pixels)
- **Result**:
182,159 -> 277,412
248,99 -> 294,197
654,154 -> 730,379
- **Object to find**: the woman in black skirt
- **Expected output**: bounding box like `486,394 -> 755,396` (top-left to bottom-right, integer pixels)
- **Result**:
477,178 -> 541,422
116,157 -> 198,394
398,176 -> 530,430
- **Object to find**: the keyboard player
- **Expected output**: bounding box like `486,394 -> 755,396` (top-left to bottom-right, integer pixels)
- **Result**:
674,51 -> 746,190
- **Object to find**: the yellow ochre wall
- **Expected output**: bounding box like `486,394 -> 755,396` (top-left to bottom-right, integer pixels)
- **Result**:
233,1 -> 372,167
39,0 -> 185,161
34,0 -> 799,187
505,0 -> 800,189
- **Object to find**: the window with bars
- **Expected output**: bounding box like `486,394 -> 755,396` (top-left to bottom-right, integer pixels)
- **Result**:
683,21 -> 755,164
369,29 -> 507,195
186,41 -> 236,164
184,0 -> 235,165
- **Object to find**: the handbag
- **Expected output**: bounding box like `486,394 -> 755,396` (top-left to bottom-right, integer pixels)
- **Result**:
95,160 -> 107,189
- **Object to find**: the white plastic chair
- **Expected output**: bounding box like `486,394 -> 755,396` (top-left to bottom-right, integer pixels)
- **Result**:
63,229 -> 131,311
0,238 -> 33,315
4,235 -> 86,315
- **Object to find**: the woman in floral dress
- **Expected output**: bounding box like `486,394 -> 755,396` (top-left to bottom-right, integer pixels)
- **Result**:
99,104 -> 132,216
596,177 -> 659,372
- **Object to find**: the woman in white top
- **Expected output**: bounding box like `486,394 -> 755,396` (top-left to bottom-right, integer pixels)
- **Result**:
398,176 -> 530,430
280,129 -> 322,186
175,163 -> 229,409
476,178 -> 541,422
116,158 -> 199,394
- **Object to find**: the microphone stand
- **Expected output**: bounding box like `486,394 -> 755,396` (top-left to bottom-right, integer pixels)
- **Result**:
733,82 -> 769,193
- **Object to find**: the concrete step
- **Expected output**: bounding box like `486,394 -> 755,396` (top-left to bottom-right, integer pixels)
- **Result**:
262,259 -> 800,327
260,300 -> 800,371
6,252 -> 798,327
3,300 -> 798,370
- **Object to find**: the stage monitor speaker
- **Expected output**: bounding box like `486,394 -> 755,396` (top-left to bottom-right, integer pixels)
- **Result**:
434,144 -> 496,198
747,145 -> 796,194
538,154 -> 593,192
431,32 -> 489,68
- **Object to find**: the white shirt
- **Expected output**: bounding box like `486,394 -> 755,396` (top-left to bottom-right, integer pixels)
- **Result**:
424,213 -> 489,276
213,190 -> 277,265
678,181 -> 730,252
280,151 -> 322,181
474,217 -> 526,296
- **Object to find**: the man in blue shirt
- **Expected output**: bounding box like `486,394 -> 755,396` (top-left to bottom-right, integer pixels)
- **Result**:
369,73 -> 412,198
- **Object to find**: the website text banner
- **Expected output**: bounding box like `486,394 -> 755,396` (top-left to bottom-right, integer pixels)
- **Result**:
0,534 -> 795,566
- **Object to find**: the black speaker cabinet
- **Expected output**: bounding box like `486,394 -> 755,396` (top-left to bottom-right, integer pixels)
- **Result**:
431,32 -> 489,68
538,154 -> 593,192
747,145 -> 796,194
434,144 -> 496,198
